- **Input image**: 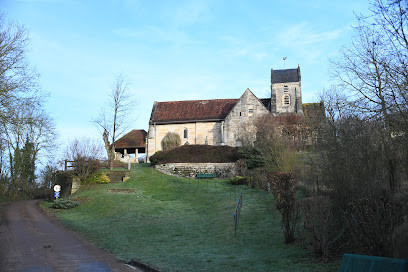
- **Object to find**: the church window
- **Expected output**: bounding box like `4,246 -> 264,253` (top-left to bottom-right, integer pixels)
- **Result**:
248,106 -> 254,116
183,128 -> 188,139
283,94 -> 290,106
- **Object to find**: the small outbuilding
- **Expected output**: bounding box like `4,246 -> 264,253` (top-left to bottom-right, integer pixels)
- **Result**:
114,129 -> 147,163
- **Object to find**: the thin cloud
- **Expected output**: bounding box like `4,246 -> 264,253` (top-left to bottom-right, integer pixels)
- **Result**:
277,22 -> 345,46
172,1 -> 211,27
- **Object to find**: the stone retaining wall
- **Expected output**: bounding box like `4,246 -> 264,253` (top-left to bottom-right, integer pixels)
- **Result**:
155,162 -> 238,179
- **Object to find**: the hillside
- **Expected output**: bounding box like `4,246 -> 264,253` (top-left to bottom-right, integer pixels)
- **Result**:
42,164 -> 339,272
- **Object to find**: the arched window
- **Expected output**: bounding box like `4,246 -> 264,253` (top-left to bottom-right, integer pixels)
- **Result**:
183,128 -> 188,139
283,94 -> 290,106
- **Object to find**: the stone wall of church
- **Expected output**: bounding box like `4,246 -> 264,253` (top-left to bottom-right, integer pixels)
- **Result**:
224,89 -> 270,146
147,121 -> 222,158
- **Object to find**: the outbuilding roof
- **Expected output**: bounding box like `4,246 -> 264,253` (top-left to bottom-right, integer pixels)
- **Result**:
114,130 -> 147,148
149,99 -> 239,124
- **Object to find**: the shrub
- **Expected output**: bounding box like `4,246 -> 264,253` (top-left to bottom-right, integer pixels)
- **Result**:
229,176 -> 247,185
298,196 -> 333,260
392,219 -> 408,258
238,146 -> 265,169
235,159 -> 248,177
161,132 -> 181,151
72,156 -> 101,182
268,172 -> 298,244
52,198 -> 79,209
149,151 -> 162,165
342,189 -> 404,257
82,172 -> 110,185
254,169 -> 269,190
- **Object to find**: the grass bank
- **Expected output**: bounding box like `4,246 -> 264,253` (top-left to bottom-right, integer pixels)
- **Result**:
43,164 -> 339,272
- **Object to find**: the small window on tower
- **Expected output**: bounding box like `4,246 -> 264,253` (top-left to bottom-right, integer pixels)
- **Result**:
283,94 -> 290,106
184,128 -> 188,139
284,85 -> 289,93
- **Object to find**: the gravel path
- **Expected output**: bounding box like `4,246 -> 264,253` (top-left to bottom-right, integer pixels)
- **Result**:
0,200 -> 142,272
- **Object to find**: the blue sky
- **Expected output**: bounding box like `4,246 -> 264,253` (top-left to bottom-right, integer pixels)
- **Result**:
3,0 -> 369,156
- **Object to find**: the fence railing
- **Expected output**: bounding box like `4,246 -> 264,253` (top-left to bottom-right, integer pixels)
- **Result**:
234,189 -> 243,237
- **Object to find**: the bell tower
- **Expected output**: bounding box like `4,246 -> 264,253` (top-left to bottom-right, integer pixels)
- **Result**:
270,65 -> 303,115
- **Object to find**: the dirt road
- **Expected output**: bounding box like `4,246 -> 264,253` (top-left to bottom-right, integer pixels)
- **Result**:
0,200 -> 141,272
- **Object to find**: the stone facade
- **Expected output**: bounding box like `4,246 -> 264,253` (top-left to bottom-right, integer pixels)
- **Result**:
155,162 -> 238,179
223,89 -> 270,146
272,81 -> 302,115
148,121 -> 222,157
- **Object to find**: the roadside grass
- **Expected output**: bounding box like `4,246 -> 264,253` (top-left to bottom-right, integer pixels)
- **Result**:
44,164 -> 339,272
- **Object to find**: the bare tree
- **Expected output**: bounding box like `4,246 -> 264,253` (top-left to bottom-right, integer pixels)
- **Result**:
372,0 -> 408,123
94,74 -> 133,169
64,137 -> 104,162
0,13 -> 43,126
0,13 -> 56,198
330,2 -> 408,189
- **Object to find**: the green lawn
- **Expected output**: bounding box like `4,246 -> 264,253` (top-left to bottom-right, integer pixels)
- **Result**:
42,164 -> 339,272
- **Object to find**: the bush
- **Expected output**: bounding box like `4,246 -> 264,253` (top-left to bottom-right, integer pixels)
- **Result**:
238,146 -> 265,169
82,172 -> 110,185
72,156 -> 101,182
229,176 -> 247,185
52,198 -> 79,209
392,219 -> 408,258
149,151 -> 162,165
298,196 -> 333,260
149,145 -> 242,164
161,132 -> 181,151
342,189 -> 404,257
268,172 -> 298,244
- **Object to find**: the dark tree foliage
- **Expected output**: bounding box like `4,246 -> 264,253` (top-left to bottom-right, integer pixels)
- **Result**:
9,138 -> 36,199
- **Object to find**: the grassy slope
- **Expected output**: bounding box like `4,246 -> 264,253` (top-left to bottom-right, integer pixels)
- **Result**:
46,164 -> 339,272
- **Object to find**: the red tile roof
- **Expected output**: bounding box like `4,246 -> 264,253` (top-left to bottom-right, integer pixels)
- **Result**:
149,99 -> 239,124
114,130 -> 147,148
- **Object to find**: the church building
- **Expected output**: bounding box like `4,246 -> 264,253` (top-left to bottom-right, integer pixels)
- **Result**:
146,66 -> 303,161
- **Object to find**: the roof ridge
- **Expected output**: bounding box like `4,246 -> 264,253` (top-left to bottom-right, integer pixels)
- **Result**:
156,98 -> 238,103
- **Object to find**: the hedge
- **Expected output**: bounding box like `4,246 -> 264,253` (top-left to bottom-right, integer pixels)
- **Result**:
150,145 -> 242,164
